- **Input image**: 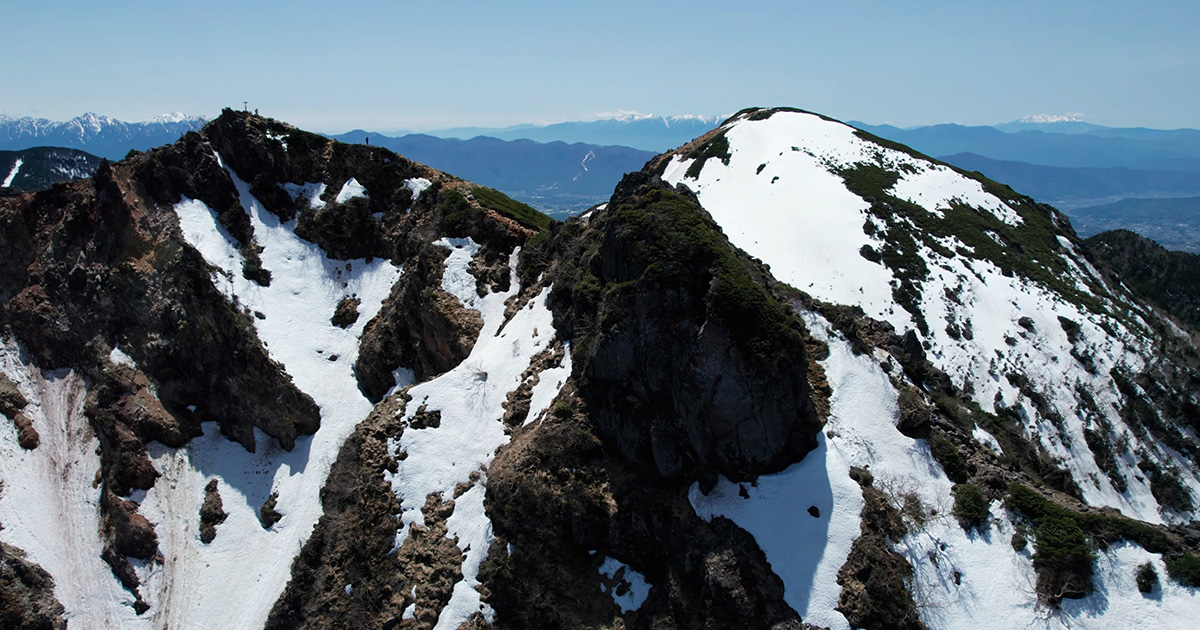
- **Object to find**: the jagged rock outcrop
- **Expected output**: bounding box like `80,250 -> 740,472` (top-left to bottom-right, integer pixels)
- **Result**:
529,172 -> 825,484
355,246 -> 485,402
481,390 -> 812,630
0,542 -> 66,630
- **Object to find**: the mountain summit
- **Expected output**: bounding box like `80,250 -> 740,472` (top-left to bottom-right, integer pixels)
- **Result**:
1,107 -> 1198,629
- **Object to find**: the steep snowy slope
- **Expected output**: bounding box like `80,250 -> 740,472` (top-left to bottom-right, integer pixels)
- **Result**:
0,110 -> 566,628
654,107 -> 1200,628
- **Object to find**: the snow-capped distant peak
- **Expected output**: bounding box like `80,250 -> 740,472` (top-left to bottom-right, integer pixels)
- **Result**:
148,112 -> 204,124
586,111 -> 724,126
1017,113 -> 1085,124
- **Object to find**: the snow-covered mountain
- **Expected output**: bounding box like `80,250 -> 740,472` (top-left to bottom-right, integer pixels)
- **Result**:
994,114 -> 1107,134
1,107 -> 1198,630
0,112 -> 206,160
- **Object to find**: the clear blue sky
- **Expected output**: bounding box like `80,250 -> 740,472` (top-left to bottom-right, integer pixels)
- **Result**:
3,0 -> 1197,131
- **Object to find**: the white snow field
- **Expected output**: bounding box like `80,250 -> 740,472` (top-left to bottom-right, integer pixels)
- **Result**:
669,109 -> 1200,628
134,155 -> 401,629
384,241 -> 571,629
0,343 -> 147,627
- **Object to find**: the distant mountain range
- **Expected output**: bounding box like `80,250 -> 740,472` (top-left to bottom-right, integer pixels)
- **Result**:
851,120 -> 1200,171
415,113 -> 726,152
0,112 -> 206,160
937,152 -> 1200,209
329,131 -> 656,215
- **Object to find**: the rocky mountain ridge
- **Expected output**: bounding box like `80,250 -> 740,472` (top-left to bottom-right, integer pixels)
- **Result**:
0,107 -> 1198,629
0,147 -> 102,193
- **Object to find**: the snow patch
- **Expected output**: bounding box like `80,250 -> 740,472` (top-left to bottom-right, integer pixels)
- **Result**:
972,425 -> 1003,454
280,182 -> 327,209
597,556 -> 651,613
334,177 -> 368,204
433,237 -> 483,308
108,345 -> 136,369
661,115 -> 907,330
404,177 -> 432,201
2,158 -> 22,187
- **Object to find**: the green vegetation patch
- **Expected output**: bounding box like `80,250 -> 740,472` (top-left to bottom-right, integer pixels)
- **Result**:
1165,554 -> 1200,587
470,185 -> 551,231
684,133 -> 732,179
952,483 -> 990,531
1137,561 -> 1159,593
1003,482 -> 1200,601
1004,484 -> 1096,602
930,433 -> 968,483
608,186 -> 807,368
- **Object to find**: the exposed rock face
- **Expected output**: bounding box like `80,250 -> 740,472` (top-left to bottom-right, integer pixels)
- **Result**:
199,479 -> 228,544
99,489 -> 158,611
331,296 -> 361,328
535,173 -> 825,484
836,467 -> 925,630
265,394 -> 463,630
0,374 -> 27,416
0,375 -> 37,449
481,392 -> 810,630
355,246 -> 485,402
0,155 -> 321,469
0,542 -> 66,630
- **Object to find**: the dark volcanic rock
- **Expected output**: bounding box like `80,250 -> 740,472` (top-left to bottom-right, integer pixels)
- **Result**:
10,413 -> 39,450
99,489 -> 158,610
355,245 -> 484,402
480,386 -> 807,630
259,492 -> 283,529
0,374 -> 27,417
265,394 -> 458,630
331,296 -> 361,328
199,479 -> 228,544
